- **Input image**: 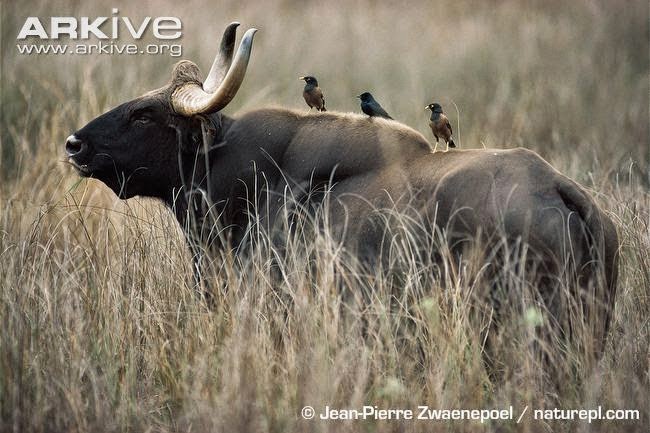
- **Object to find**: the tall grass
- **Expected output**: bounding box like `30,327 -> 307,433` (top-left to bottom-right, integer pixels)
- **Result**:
1,0 -> 648,432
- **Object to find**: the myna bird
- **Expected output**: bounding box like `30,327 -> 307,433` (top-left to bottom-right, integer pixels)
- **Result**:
299,76 -> 326,111
358,92 -> 393,120
425,103 -> 456,150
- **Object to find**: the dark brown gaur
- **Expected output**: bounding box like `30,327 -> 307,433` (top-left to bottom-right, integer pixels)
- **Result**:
65,22 -> 618,359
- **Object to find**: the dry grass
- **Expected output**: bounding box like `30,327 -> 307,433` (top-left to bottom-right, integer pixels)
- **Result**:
1,0 -> 648,432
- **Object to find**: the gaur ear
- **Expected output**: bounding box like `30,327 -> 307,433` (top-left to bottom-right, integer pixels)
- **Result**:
173,116 -> 221,154
172,116 -> 202,153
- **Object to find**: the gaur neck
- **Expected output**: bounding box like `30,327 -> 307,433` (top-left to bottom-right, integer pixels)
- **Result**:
165,113 -> 246,242
169,112 -> 234,226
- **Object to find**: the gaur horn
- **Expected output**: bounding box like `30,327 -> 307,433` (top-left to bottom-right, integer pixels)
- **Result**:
203,22 -> 240,93
172,26 -> 257,116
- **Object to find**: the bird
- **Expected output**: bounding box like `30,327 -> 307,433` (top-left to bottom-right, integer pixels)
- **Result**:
358,92 -> 393,119
425,103 -> 455,150
299,76 -> 326,111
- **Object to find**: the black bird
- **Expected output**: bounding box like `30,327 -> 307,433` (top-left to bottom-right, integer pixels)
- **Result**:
299,76 -> 326,111
425,103 -> 456,150
358,92 -> 393,119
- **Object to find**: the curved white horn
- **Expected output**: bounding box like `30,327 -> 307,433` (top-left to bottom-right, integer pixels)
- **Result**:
172,28 -> 257,116
203,21 -> 240,93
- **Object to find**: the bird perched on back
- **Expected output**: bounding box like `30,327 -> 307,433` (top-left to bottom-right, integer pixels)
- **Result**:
425,103 -> 455,150
358,92 -> 393,120
299,76 -> 326,112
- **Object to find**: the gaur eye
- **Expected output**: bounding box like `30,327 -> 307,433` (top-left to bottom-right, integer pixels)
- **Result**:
130,109 -> 155,125
132,115 -> 152,125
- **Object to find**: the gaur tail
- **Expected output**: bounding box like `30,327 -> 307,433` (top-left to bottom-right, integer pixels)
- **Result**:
556,180 -> 618,357
448,139 -> 456,148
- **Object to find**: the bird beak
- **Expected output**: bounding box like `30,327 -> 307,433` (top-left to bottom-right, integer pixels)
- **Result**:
424,106 -> 429,110
298,77 -> 305,80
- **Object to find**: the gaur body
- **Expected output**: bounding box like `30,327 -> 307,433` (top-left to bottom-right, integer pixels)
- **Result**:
65,23 -> 618,357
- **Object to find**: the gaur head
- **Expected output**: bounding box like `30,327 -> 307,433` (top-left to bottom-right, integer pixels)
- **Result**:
65,22 -> 257,199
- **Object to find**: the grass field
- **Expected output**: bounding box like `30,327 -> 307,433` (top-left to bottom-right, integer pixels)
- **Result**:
1,0 -> 648,432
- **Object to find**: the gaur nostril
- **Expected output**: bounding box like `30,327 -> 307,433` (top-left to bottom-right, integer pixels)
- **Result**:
65,134 -> 85,156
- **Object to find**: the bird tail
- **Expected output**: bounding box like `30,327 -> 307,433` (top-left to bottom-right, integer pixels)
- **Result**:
448,139 -> 456,148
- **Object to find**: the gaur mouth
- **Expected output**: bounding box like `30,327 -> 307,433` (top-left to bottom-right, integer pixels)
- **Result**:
68,159 -> 92,177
